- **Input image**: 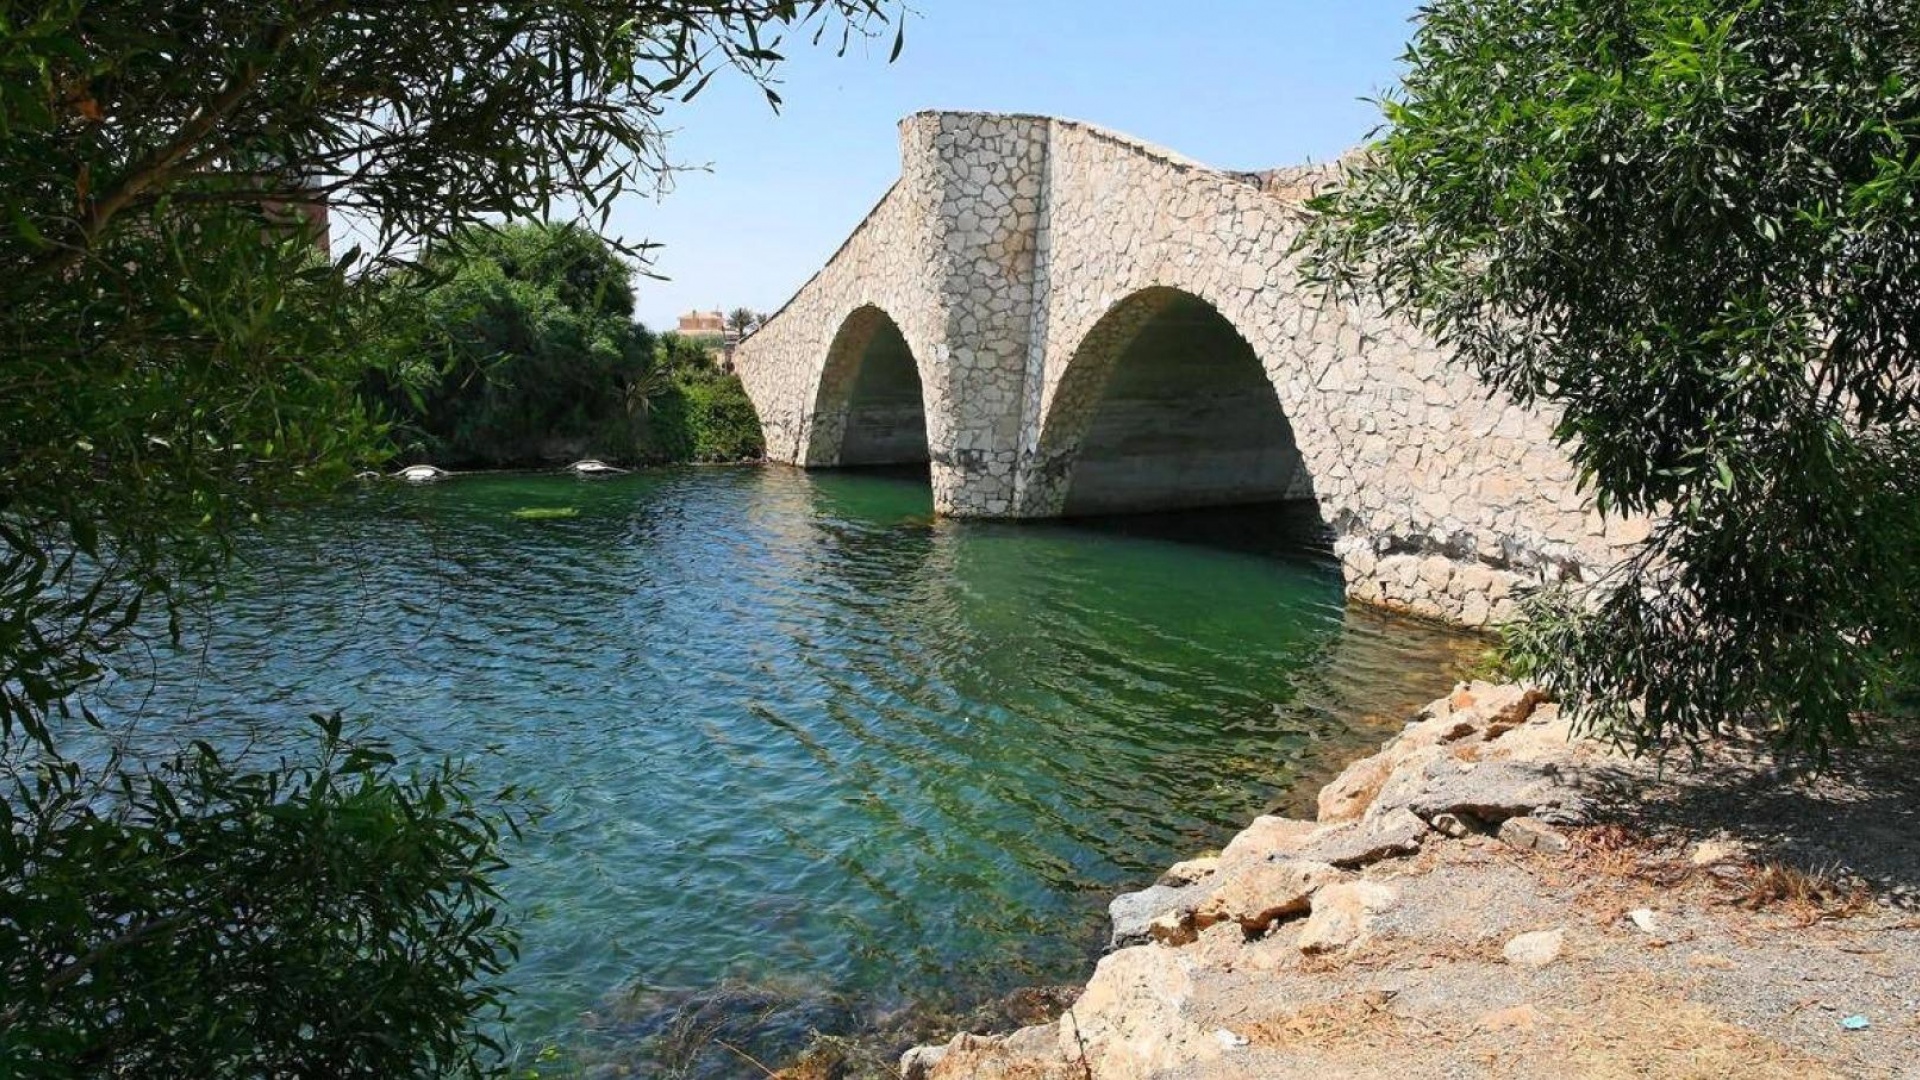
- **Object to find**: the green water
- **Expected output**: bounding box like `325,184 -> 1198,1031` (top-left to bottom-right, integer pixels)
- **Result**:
89,466 -> 1473,1069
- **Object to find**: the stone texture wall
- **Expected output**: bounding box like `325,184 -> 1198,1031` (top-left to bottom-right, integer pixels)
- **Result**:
733,111 -> 1649,629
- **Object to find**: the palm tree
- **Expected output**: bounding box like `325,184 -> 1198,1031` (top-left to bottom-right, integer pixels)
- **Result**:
725,307 -> 759,338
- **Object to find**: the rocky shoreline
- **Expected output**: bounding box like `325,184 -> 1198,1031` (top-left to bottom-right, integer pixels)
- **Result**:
896,683 -> 1920,1079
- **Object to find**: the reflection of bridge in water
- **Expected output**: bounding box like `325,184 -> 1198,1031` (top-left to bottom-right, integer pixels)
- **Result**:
735,112 -> 1646,628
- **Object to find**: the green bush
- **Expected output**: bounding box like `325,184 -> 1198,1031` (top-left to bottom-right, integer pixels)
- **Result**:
369,223 -> 658,467
640,335 -> 766,463
368,230 -> 768,467
1308,0 -> 1920,756
1,719 -> 519,1079
677,371 -> 767,462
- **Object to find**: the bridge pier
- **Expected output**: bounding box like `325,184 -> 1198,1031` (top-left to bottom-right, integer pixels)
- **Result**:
735,112 -> 1651,629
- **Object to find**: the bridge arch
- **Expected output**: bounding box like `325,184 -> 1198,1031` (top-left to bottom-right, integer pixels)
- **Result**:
803,304 -> 931,468
1030,286 -> 1317,517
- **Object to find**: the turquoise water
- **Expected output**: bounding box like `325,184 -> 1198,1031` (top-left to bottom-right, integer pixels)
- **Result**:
88,467 -> 1471,1069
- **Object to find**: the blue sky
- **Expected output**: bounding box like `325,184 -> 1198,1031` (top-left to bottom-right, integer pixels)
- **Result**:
619,2 -> 1424,330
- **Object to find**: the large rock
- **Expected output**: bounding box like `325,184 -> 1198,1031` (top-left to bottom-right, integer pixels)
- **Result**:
1359,743 -> 1449,820
1110,882 -> 1212,949
1294,807 -> 1429,868
1478,703 -> 1578,761
899,1044 -> 945,1079
1480,685 -> 1551,731
1383,756 -> 1595,826
1317,752 -> 1395,823
1218,815 -> 1320,866
1193,859 -> 1343,935
1314,684 -> 1556,825
1296,880 -> 1399,954
1057,946 -> 1223,1080
904,1024 -> 1077,1080
1447,682 -> 1547,729
900,1044 -> 944,1079
1157,856 -> 1221,887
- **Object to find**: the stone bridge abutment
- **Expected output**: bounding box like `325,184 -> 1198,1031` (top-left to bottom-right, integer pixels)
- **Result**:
736,111 -> 1647,629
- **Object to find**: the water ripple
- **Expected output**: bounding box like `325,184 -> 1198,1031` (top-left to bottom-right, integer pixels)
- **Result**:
84,466 -> 1476,1062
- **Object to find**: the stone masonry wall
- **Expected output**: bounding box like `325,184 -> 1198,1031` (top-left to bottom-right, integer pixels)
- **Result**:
733,111 -> 1650,629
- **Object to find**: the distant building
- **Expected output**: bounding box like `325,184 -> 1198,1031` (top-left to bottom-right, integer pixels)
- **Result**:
260,192 -> 329,254
677,310 -> 727,339
677,309 -> 752,371
247,159 -> 331,254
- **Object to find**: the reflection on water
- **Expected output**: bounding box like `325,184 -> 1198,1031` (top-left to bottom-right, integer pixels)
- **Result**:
86,466 -> 1476,1067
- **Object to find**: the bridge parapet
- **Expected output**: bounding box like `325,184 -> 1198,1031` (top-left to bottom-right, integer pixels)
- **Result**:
734,112 -> 1648,628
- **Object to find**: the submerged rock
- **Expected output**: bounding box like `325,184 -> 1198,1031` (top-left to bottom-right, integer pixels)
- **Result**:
593,980 -> 858,1080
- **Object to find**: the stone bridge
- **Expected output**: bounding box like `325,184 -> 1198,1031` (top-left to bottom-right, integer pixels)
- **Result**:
734,112 -> 1645,628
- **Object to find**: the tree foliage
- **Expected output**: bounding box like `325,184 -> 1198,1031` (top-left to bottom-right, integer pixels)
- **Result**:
369,223 -> 660,467
1,0 -> 902,277
2,719 -> 518,1077
365,224 -> 769,466
726,306 -> 766,337
0,1 -> 897,1073
650,334 -> 769,461
1307,0 -> 1920,755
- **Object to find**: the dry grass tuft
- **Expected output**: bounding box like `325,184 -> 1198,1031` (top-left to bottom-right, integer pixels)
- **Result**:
1570,823 -> 1691,884
1737,860 -> 1874,925
1234,978 -> 1846,1080
1245,989 -> 1412,1052
1563,821 -> 1878,927
1560,982 -> 1840,1079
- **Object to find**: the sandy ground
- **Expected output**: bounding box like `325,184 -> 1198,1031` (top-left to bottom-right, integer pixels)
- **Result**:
1159,820 -> 1918,1079
892,689 -> 1920,1080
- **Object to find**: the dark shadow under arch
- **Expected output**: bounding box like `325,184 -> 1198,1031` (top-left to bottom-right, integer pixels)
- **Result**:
1046,288 -> 1317,517
807,305 -> 930,468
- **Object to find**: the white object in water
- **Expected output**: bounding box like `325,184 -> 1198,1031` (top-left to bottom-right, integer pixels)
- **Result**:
566,459 -> 627,477
396,464 -> 448,483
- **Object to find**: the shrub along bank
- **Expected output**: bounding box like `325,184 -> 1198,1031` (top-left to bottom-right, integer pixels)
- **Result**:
647,335 -> 768,464
364,222 -> 764,468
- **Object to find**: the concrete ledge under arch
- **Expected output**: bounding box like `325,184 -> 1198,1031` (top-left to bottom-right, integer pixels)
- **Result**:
733,111 -> 1651,628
